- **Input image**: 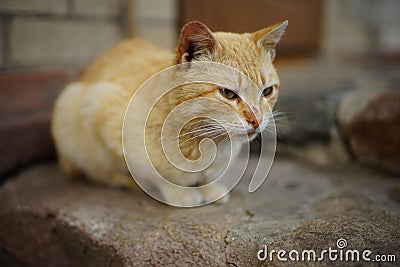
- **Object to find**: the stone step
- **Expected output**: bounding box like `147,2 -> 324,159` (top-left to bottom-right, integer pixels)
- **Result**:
0,156 -> 399,266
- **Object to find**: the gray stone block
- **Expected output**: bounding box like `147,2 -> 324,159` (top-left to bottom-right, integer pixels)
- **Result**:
276,89 -> 348,144
0,0 -> 68,15
11,17 -> 122,66
73,0 -> 123,17
0,157 -> 399,265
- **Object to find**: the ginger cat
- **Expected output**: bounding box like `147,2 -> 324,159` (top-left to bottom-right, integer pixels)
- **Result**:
51,21 -> 288,206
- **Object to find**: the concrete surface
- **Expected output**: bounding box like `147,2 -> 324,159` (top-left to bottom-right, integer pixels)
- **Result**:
0,155 -> 399,266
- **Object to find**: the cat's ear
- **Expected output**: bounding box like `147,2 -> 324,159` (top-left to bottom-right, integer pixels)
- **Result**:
253,20 -> 288,56
177,21 -> 217,63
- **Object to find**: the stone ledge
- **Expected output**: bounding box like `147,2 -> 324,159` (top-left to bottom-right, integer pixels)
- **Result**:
0,70 -> 74,178
0,157 -> 399,266
0,71 -> 68,120
0,113 -> 55,179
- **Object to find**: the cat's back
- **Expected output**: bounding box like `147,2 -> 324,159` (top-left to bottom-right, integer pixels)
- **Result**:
80,38 -> 175,89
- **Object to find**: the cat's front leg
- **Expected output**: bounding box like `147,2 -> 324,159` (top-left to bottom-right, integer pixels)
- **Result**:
155,180 -> 229,206
161,169 -> 230,205
161,185 -> 229,206
199,153 -> 233,204
159,186 -> 204,207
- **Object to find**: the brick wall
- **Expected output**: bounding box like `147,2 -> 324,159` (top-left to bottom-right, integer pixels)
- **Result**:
1,0 -> 125,69
130,0 -> 178,50
0,0 -> 127,178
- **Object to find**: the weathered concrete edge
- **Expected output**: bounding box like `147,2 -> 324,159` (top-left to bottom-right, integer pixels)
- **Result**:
0,206 -> 125,266
2,197 -> 399,266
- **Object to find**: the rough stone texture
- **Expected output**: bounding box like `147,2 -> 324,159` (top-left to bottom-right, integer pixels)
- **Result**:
11,17 -> 122,66
0,0 -> 68,15
338,89 -> 400,174
0,156 -> 399,266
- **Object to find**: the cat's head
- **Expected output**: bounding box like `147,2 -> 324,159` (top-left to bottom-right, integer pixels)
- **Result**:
174,21 -> 288,141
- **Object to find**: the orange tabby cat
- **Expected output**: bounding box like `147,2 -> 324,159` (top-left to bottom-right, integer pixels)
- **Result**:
51,21 -> 288,206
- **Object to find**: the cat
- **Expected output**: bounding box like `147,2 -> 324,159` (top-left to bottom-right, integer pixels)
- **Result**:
51,20 -> 288,206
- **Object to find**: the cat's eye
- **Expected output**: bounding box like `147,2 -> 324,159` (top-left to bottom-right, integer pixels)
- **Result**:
262,86 -> 274,97
219,88 -> 238,100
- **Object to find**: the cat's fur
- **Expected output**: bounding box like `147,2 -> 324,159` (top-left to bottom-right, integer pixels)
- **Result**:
51,21 -> 287,206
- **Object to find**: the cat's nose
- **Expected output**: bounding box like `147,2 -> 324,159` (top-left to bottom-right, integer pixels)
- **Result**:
246,117 -> 260,129
246,108 -> 262,129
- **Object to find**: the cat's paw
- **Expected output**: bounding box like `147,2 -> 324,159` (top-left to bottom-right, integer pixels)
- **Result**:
201,184 -> 230,204
161,187 -> 203,207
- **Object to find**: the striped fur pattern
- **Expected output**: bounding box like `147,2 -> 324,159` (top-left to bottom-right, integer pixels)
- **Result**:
52,21 -> 288,206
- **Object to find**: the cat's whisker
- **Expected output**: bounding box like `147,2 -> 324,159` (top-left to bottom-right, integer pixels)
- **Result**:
271,116 -> 287,123
271,110 -> 289,122
174,121 -> 216,133
176,125 -> 223,140
220,134 -> 231,144
211,131 -> 229,141
182,118 -> 219,128
209,129 -> 228,138
272,110 -> 288,115
263,125 -> 276,135
179,128 -> 225,145
177,125 -> 222,139
163,126 -> 223,144
180,127 -> 223,139
183,120 -> 222,130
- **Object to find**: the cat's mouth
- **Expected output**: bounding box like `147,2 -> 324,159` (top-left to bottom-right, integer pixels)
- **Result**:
247,130 -> 258,139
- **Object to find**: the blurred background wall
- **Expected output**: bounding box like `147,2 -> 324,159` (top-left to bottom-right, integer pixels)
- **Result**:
0,0 -> 399,177
0,0 -> 125,69
1,0 -> 399,70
